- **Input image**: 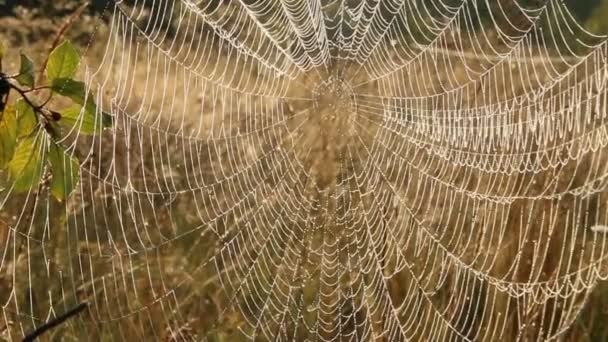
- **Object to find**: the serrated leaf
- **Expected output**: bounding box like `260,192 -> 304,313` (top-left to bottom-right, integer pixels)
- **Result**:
8,136 -> 45,192
59,105 -> 112,135
0,105 -> 17,168
48,144 -> 79,201
46,41 -> 79,81
14,99 -> 37,137
16,53 -> 35,88
51,78 -> 96,113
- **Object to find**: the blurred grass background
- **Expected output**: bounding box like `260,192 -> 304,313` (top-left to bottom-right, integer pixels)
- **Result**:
1,1 -> 608,341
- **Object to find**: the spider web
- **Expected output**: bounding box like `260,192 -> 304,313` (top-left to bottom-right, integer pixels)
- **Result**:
2,0 -> 608,340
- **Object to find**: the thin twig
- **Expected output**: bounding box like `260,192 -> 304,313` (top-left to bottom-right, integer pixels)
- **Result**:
8,82 -> 41,111
23,86 -> 51,94
22,302 -> 88,342
37,2 -> 89,83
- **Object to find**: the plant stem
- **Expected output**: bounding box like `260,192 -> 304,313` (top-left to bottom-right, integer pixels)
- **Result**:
22,302 -> 88,342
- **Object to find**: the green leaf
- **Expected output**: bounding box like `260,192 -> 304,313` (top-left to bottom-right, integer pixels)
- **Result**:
48,144 -> 79,201
46,41 -> 80,81
0,40 -> 5,60
15,53 -> 35,88
51,78 -> 96,113
59,105 -> 112,135
46,120 -> 62,139
0,105 -> 17,168
8,136 -> 45,192
15,99 -> 37,137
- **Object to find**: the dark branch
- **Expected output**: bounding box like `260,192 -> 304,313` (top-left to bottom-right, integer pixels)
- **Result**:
22,302 -> 88,342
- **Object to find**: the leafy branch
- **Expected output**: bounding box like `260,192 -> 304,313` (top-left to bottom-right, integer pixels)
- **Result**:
0,38 -> 112,201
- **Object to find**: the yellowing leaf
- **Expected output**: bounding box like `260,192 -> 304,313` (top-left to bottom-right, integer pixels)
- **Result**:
48,144 -> 79,201
0,106 -> 17,168
46,41 -> 80,81
16,53 -> 35,88
15,99 -> 37,137
8,136 -> 45,192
